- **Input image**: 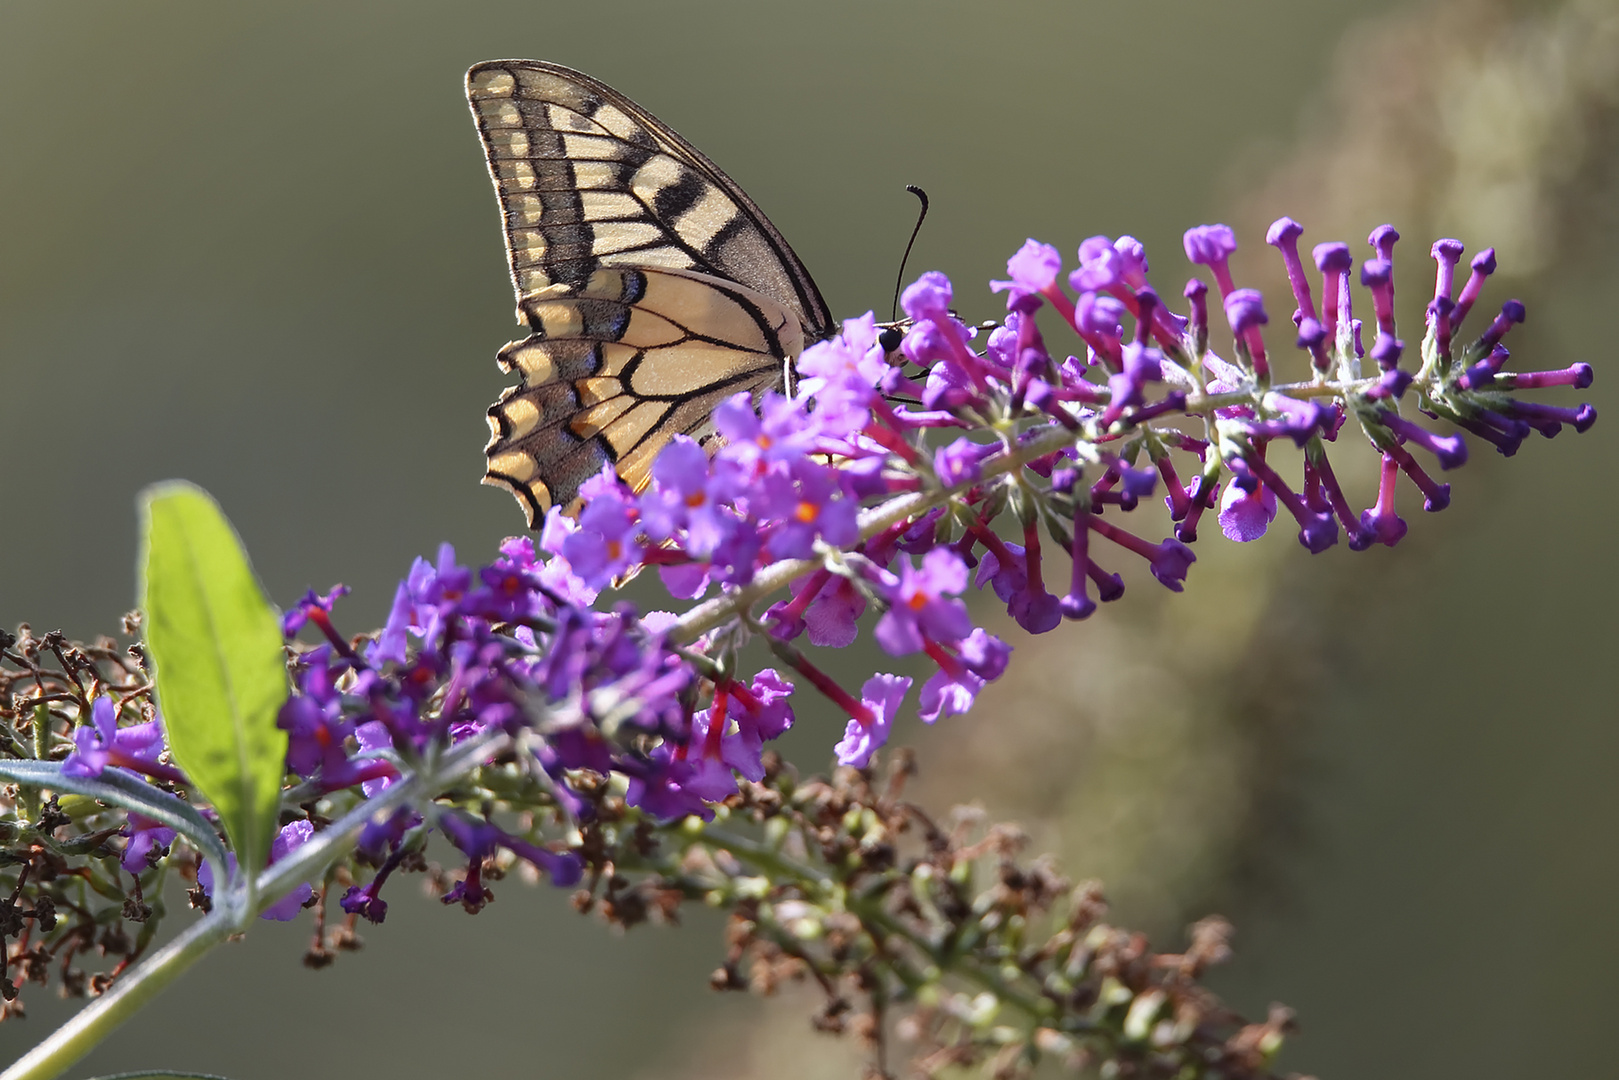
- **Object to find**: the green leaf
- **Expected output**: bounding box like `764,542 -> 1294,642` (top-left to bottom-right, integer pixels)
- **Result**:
0,759 -> 229,870
138,481 -> 287,884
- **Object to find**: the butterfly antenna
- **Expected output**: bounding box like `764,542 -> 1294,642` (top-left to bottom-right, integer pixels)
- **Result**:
890,185 -> 931,321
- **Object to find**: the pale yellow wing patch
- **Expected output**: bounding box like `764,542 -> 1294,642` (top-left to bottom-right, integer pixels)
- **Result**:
482,266 -> 804,524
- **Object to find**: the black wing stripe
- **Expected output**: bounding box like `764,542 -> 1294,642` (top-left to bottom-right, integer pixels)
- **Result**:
467,60 -> 831,339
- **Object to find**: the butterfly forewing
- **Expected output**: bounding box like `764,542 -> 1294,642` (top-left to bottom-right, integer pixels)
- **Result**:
467,60 -> 833,523
466,60 -> 831,334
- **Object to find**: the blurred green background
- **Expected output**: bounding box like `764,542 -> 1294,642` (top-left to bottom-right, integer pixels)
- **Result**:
1,1 -> 1613,1077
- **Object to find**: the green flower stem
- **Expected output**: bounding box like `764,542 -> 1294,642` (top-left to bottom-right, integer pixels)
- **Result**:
0,728 -> 508,1080
859,902 -> 1059,1025
17,703 -> 50,822
0,896 -> 235,1080
698,825 -> 833,888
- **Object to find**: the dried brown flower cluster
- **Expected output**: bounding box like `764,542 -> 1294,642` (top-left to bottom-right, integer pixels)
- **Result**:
0,622 -> 174,1020
550,751 -> 1307,1080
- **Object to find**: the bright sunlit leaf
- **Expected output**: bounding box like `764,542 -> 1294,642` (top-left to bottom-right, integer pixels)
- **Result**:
138,481 -> 287,885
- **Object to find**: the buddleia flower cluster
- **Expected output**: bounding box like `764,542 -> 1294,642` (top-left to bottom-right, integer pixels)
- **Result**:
546,215 -> 1595,772
0,217 -> 1595,1080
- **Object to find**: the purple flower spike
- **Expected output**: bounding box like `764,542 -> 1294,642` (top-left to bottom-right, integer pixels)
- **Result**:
1369,368 -> 1414,401
1223,288 -> 1271,379
834,674 -> 912,768
1313,242 -> 1353,334
1359,453 -> 1409,547
801,577 -> 864,647
1224,289 -> 1269,337
260,821 -> 316,921
1266,216 -> 1319,324
1012,572 -> 1063,633
1454,411 -> 1529,457
437,812 -> 504,911
639,436 -> 709,541
874,548 -> 973,656
1082,550 -> 1125,600
1370,332 -> 1405,372
1306,452 -> 1374,550
1459,345 -> 1509,390
1257,393 -> 1330,447
1431,239 -> 1465,300
991,239 -> 1064,308
1184,224 -> 1238,286
1379,410 -> 1468,470
1113,236 -> 1151,285
1498,362 -> 1594,391
793,313 -> 886,424
958,628 -> 1011,681
1239,453 -> 1339,553
1076,292 -> 1126,339
278,674 -> 363,786
1062,505 -> 1097,620
918,631 -> 1007,724
121,814 -> 177,874
1296,316 -> 1330,372
1157,456 -> 1192,521
918,664 -> 983,725
1070,236 -> 1125,292
563,475 -> 642,589
282,586 -> 354,651
1451,247 -> 1497,330
1184,277 -> 1210,354
1116,463 -> 1159,497
1502,400 -> 1598,436
63,697 -> 176,783
900,270 -> 953,322
1146,538 -> 1197,591
1128,391 -> 1188,427
1176,475 -> 1215,543
1368,224 -> 1400,263
934,437 -> 987,486
1218,473 -> 1277,542
1312,242 -> 1354,273
1427,296 -> 1457,359
341,881 -> 389,924
1073,292 -> 1126,370
761,461 -> 859,561
1360,259 -> 1397,337
1086,515 -> 1197,591
1473,299 -> 1526,358
1383,442 -> 1451,511
200,822 -> 316,921
1102,341 -> 1165,427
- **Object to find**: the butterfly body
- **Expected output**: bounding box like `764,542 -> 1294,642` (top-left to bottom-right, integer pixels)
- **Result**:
467,60 -> 832,523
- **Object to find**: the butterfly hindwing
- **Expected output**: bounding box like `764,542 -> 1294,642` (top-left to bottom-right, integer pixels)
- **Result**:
466,60 -> 833,524
482,266 -> 804,523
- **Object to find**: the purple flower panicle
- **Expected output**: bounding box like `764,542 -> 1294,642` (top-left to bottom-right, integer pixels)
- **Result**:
265,213 -> 1590,930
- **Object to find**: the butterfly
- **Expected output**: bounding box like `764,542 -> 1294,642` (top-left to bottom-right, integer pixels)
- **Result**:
466,60 -> 834,525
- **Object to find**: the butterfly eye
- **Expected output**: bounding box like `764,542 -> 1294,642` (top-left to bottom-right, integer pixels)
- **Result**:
878,326 -> 906,356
